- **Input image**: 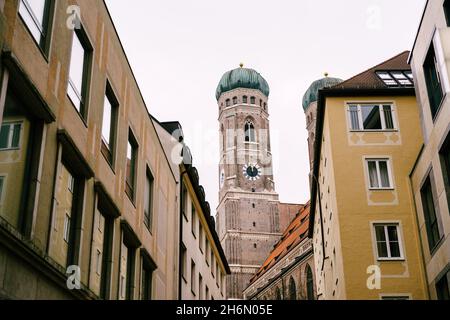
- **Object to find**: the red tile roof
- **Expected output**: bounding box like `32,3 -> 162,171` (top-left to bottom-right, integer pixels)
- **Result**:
249,202 -> 311,284
331,51 -> 411,90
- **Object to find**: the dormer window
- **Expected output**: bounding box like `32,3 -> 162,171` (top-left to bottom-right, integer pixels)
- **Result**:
376,71 -> 413,87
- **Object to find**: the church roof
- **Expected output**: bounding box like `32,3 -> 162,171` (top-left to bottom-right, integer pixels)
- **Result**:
216,66 -> 270,100
249,202 -> 311,284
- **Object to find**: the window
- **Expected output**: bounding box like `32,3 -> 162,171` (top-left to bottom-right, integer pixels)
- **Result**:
0,122 -> 22,150
436,271 -> 450,300
216,265 -> 220,287
120,233 -> 137,300
225,99 -> 231,107
95,201 -> 115,300
182,184 -> 188,220
381,296 -> 410,300
63,213 -> 71,243
18,0 -> 52,50
367,159 -> 393,189
67,26 -> 92,118
101,83 -> 118,165
191,202 -> 197,238
423,44 -> 444,120
421,177 -> 443,252
144,169 -> 154,232
306,265 -> 314,300
191,260 -> 196,295
199,223 -> 204,253
199,274 -> 203,300
206,241 -> 210,266
245,121 -> 256,142
125,129 -> 138,202
141,252 -> 156,301
440,135 -> 450,211
275,287 -> 282,300
211,251 -> 215,277
181,244 -> 187,282
374,224 -> 403,260
259,99 -> 263,107
289,277 -> 297,300
233,97 -> 238,105
444,0 -> 450,27
250,96 -> 256,104
0,177 -> 4,203
376,71 -> 413,87
243,96 -> 248,103
348,104 -> 395,131
96,249 -> 102,275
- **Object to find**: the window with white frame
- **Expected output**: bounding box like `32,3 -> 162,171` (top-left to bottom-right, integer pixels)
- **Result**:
366,159 -> 393,189
376,71 -> 414,87
374,224 -> 403,260
0,122 -> 22,150
348,104 -> 395,131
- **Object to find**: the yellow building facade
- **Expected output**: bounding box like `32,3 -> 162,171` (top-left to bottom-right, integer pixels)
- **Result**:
306,52 -> 429,300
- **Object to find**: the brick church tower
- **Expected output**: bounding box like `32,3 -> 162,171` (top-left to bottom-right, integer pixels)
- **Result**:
215,65 -> 284,299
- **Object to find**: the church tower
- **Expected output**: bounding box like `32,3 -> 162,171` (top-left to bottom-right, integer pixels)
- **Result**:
215,65 -> 282,299
302,75 -> 343,177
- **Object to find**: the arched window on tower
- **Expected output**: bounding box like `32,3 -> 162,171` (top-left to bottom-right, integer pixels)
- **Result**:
264,102 -> 267,111
250,96 -> 256,104
259,99 -> 263,107
245,121 -> 256,143
233,97 -> 238,105
289,277 -> 297,300
226,99 -> 231,107
243,96 -> 248,103
306,265 -> 315,300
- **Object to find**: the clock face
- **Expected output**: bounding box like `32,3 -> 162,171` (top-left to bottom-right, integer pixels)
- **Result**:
243,164 -> 262,181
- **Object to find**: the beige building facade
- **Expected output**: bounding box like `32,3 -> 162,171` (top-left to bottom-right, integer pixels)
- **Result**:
0,0 -> 180,300
306,52 -> 429,300
409,0 -> 450,300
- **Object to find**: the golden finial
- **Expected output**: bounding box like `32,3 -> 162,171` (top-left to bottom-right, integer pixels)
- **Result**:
240,63 -> 244,68
324,72 -> 329,77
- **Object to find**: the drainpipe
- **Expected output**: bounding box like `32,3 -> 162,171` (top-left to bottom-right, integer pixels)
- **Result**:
311,173 -> 328,271
408,173 -> 431,299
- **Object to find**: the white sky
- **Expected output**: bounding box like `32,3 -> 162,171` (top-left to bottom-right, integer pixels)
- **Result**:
105,0 -> 426,212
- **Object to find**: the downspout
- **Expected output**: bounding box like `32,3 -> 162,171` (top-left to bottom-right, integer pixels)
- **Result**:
312,173 -> 328,271
408,145 -> 431,299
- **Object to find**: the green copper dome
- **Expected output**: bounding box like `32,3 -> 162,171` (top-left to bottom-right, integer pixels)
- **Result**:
302,76 -> 343,111
216,67 -> 270,100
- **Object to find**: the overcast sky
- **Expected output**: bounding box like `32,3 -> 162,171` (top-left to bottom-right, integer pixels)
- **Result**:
105,0 -> 426,212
